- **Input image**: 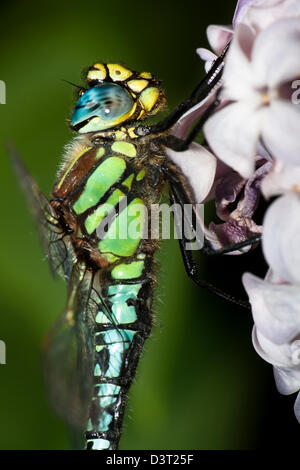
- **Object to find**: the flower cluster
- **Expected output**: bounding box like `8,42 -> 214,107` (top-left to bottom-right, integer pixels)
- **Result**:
167,0 -> 300,423
243,192 -> 300,423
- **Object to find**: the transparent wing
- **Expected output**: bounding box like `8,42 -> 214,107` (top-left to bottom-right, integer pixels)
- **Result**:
43,263 -> 95,439
43,262 -> 125,442
9,146 -> 131,445
9,145 -> 77,281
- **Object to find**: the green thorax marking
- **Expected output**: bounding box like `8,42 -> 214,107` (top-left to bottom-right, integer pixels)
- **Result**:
111,260 -> 145,279
85,188 -> 125,234
99,198 -> 145,258
122,173 -> 134,189
111,141 -> 137,158
73,156 -> 126,214
136,169 -> 145,181
96,147 -> 105,159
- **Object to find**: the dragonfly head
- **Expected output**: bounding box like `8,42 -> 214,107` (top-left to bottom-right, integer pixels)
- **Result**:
71,63 -> 166,134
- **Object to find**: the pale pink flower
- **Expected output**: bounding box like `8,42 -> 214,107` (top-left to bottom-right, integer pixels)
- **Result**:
198,0 -> 300,73
233,0 -> 260,26
204,19 -> 300,178
166,143 -> 217,204
244,269 -> 300,423
197,25 -> 233,72
262,192 -> 300,286
166,95 -> 218,205
234,0 -> 300,31
207,157 -> 269,253
262,161 -> 300,198
243,192 -> 300,423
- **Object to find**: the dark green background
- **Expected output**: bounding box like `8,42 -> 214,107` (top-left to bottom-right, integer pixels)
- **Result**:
0,0 -> 298,450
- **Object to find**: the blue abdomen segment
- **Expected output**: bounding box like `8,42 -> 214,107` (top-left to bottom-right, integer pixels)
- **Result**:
94,329 -> 136,378
86,263 -> 153,450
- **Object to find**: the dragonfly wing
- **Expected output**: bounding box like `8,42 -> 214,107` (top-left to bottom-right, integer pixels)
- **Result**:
43,263 -> 95,438
44,261 -> 130,448
9,145 -> 77,280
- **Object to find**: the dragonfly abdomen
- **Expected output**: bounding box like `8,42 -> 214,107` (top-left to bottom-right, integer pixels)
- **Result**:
86,257 -> 154,450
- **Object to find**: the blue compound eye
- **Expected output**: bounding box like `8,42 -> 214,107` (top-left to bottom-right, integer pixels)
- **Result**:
72,83 -> 134,130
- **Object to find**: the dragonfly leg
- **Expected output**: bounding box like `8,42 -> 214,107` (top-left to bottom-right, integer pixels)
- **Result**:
177,233 -> 250,309
156,92 -> 221,152
136,45 -> 228,138
202,235 -> 262,256
168,187 -> 251,309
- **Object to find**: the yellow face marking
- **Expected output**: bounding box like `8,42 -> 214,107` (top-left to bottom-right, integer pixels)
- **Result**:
107,64 -> 133,81
127,79 -> 148,93
128,127 -> 137,139
115,130 -> 127,140
88,63 -> 107,81
140,72 -> 152,79
111,141 -> 137,158
139,87 -> 160,111
137,110 -> 145,120
94,63 -> 106,73
87,70 -> 105,81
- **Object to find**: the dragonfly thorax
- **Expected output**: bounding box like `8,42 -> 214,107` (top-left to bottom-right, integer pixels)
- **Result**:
52,133 -> 166,270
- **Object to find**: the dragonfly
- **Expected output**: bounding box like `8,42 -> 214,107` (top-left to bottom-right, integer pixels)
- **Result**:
10,53 -> 260,450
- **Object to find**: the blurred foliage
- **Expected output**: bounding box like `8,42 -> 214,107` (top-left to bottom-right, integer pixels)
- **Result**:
0,0 -> 298,450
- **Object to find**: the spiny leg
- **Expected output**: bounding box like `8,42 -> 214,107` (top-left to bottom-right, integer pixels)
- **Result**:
169,188 -> 251,309
136,44 -> 228,138
157,89 -> 222,152
202,235 -> 262,256
167,170 -> 262,308
178,233 -> 251,310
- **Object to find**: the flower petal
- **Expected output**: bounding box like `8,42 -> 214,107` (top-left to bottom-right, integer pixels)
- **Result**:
263,193 -> 300,285
165,143 -> 217,203
294,391 -> 300,423
196,48 -> 217,73
261,100 -> 300,166
265,267 -> 286,285
206,25 -> 233,55
237,160 -> 271,217
222,24 -> 257,100
274,366 -> 300,395
262,160 -> 300,198
215,171 -> 245,220
252,18 -> 300,88
209,217 -> 261,254
204,102 -> 260,178
243,272 -> 300,343
252,327 -> 293,368
232,0 -> 259,27
247,0 -> 300,33
171,93 -> 217,140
